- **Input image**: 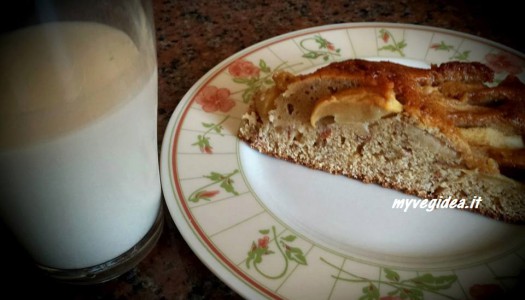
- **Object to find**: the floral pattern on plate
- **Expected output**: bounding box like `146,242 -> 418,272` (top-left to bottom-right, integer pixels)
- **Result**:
161,23 -> 525,299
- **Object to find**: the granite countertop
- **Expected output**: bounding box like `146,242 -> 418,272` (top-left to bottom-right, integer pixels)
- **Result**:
4,0 -> 523,298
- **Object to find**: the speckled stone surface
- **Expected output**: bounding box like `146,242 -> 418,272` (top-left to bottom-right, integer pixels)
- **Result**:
4,0 -> 523,298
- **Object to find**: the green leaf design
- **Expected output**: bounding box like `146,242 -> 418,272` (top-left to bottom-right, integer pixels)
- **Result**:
259,59 -> 270,73
299,35 -> 341,61
192,116 -> 229,154
314,35 -> 328,48
451,50 -> 470,61
246,243 -> 256,268
245,226 -> 308,280
429,41 -> 470,61
303,52 -> 321,59
384,268 -> 400,282
242,88 -> 255,103
254,248 -> 265,264
192,190 -> 219,201
281,235 -> 296,242
379,41 -> 407,53
359,283 -> 379,300
232,77 -> 252,84
189,169 -> 239,202
285,246 -> 307,265
321,257 -> 461,299
377,28 -> 406,57
431,41 -> 454,51
191,135 -> 211,153
204,171 -> 223,181
229,59 -> 294,103
379,45 -> 398,52
410,273 -> 457,291
220,177 -> 239,195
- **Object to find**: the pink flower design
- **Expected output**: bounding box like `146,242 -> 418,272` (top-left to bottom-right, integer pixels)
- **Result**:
195,85 -> 236,113
257,235 -> 270,249
195,190 -> 219,200
381,31 -> 390,43
485,52 -> 524,75
202,145 -> 213,154
228,59 -> 260,78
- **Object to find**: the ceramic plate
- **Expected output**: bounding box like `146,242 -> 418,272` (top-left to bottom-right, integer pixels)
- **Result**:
160,23 -> 525,299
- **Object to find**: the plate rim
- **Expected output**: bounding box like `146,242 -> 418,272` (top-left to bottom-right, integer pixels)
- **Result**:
160,22 -> 525,299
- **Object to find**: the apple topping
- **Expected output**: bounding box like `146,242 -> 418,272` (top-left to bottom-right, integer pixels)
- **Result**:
459,127 -> 524,149
310,83 -> 402,127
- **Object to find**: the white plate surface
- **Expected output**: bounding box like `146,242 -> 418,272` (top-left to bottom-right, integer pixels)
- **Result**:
161,23 -> 525,299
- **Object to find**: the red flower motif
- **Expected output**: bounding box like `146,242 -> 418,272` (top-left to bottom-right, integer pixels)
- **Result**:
380,297 -> 403,300
228,59 -> 260,78
257,235 -> 270,249
203,145 -> 213,154
382,31 -> 390,43
327,42 -> 335,51
195,190 -> 220,200
195,85 -> 236,113
485,52 -> 524,75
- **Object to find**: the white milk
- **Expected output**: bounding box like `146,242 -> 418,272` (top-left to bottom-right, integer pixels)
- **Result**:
0,22 -> 161,268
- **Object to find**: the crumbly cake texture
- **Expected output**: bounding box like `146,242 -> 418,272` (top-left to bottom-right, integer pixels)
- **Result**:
237,59 -> 525,223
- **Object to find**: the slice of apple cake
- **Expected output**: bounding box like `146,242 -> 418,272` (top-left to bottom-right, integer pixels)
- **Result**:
237,59 -> 525,223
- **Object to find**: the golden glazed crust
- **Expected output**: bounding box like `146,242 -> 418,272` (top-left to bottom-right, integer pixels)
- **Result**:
292,60 -> 525,175
238,59 -> 525,223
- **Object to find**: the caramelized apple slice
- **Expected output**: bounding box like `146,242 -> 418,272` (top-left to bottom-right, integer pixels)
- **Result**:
310,83 -> 402,127
254,86 -> 279,121
459,127 -> 524,149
